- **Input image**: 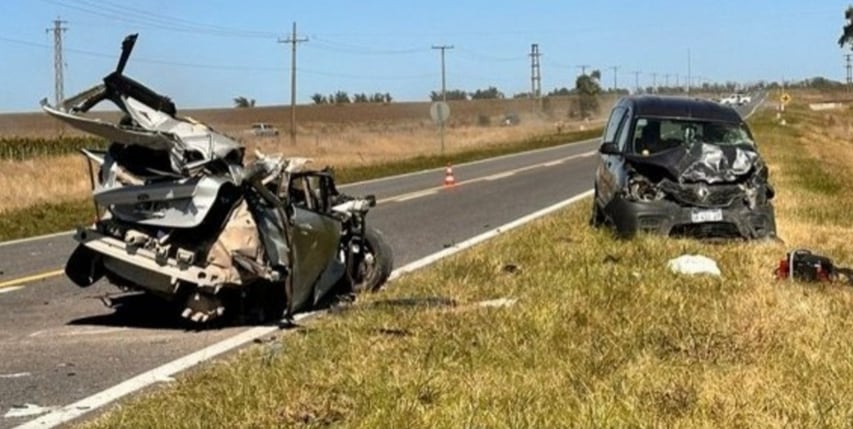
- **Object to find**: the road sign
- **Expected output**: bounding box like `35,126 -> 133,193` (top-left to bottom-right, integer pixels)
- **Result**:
780,92 -> 792,105
430,101 -> 450,124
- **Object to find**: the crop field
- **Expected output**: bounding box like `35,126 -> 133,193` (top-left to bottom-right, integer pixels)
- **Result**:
77,97 -> 853,428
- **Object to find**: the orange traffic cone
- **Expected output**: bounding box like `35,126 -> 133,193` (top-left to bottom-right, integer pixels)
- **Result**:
443,163 -> 456,187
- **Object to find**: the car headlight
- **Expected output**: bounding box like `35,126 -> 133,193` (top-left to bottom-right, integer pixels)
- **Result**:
625,174 -> 664,202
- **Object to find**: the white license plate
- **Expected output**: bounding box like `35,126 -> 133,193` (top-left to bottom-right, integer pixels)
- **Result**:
691,209 -> 723,223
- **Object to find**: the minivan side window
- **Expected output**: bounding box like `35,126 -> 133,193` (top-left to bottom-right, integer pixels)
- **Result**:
602,107 -> 627,144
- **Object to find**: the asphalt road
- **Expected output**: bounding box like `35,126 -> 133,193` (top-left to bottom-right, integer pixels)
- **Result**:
0,96 -> 763,428
0,137 -> 599,428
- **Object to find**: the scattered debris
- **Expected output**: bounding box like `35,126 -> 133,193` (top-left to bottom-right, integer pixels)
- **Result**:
603,254 -> 620,264
776,249 -> 853,285
667,255 -> 721,277
4,404 -> 56,419
370,328 -> 412,337
501,263 -> 521,274
476,298 -> 518,308
369,297 -> 457,309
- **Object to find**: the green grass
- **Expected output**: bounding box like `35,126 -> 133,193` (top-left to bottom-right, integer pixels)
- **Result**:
0,129 -> 600,242
80,106 -> 853,428
0,136 -> 106,161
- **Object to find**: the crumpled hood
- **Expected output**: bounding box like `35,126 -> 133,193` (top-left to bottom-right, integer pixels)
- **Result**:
625,142 -> 760,184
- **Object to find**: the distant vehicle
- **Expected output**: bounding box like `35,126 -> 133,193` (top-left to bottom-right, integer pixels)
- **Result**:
247,123 -> 279,137
719,93 -> 750,106
502,112 -> 521,126
591,95 -> 776,240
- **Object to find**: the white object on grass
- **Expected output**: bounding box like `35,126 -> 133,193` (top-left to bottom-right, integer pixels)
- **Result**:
667,255 -> 721,277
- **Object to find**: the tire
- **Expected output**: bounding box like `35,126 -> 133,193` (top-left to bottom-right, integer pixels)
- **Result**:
351,227 -> 394,293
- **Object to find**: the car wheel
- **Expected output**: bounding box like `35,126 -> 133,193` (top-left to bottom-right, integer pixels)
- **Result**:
351,227 -> 394,293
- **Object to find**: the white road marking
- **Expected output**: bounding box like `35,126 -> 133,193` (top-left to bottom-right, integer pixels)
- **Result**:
0,286 -> 23,295
0,231 -> 74,248
0,372 -> 31,379
393,189 -> 438,202
57,327 -> 129,337
543,160 -> 564,167
17,188 -> 594,429
5,404 -> 56,419
484,171 -> 515,181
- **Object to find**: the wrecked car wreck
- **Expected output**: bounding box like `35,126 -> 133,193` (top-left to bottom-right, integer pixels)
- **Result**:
591,96 -> 776,239
43,34 -> 393,323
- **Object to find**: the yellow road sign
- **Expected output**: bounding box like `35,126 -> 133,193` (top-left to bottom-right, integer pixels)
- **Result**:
780,92 -> 792,105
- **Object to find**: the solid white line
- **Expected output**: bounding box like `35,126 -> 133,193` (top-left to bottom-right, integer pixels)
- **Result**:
543,160 -> 564,167
17,188 -> 594,429
389,189 -> 593,281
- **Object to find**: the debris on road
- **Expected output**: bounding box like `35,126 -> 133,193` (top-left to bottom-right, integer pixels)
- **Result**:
4,403 -> 56,419
667,255 -> 721,277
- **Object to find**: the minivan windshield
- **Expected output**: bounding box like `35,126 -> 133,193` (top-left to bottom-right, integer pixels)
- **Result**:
631,117 -> 754,155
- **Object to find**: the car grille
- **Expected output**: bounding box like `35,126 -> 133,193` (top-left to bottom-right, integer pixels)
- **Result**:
670,222 -> 743,239
659,180 -> 744,208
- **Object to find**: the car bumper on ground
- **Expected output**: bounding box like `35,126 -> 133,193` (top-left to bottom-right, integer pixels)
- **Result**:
604,196 -> 776,239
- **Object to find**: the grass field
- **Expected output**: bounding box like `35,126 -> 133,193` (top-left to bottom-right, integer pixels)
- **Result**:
77,98 -> 853,428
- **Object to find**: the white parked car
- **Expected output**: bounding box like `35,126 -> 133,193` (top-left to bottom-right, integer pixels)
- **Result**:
720,93 -> 750,106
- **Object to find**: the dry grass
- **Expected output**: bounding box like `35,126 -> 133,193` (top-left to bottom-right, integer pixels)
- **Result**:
79,99 -> 853,428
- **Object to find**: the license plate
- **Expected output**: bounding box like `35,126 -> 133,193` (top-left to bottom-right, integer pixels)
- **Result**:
691,209 -> 723,223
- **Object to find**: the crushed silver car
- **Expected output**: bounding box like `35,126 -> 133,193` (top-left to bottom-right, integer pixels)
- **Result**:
44,34 -> 393,323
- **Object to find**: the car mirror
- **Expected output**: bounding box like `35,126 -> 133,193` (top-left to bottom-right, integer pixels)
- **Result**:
599,142 -> 621,155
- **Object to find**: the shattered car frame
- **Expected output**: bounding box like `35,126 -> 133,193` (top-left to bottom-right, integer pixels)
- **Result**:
45,34 -> 393,323
591,95 -> 777,239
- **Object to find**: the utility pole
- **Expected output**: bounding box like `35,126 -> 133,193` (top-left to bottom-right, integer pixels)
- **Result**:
46,17 -> 68,107
687,48 -> 692,96
529,43 -> 542,111
663,73 -> 670,90
432,44 -> 453,154
632,70 -> 641,94
576,64 -> 590,76
609,66 -> 619,92
651,72 -> 658,93
675,74 -> 680,89
846,54 -> 852,91
278,22 -> 308,145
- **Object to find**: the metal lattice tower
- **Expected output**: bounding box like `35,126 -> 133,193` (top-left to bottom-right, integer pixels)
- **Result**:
47,17 -> 68,107
529,44 -> 541,103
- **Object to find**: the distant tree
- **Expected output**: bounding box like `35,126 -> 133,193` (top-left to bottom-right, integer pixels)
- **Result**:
333,91 -> 351,104
841,5 -> 853,50
353,93 -> 369,103
233,96 -> 255,108
469,86 -> 505,100
513,91 -> 531,99
429,89 -> 468,101
384,92 -> 393,103
311,93 -> 328,104
547,87 -> 572,96
575,70 -> 602,118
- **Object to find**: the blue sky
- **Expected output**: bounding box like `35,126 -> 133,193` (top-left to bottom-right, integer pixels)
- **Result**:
0,0 -> 847,112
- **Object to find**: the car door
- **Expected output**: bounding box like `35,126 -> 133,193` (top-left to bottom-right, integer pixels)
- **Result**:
596,106 -> 629,206
288,174 -> 343,312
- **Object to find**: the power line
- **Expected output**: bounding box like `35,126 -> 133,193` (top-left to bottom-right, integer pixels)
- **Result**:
46,17 -> 68,107
42,0 -> 278,39
309,36 -> 427,55
279,22 -> 308,145
529,43 -> 541,111
432,44 -> 453,154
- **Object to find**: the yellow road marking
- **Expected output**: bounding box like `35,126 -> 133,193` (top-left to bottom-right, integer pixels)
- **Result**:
0,269 -> 64,289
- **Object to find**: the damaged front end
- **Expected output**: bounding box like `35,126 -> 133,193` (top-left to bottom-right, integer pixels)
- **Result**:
49,34 -> 392,323
607,142 -> 777,239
